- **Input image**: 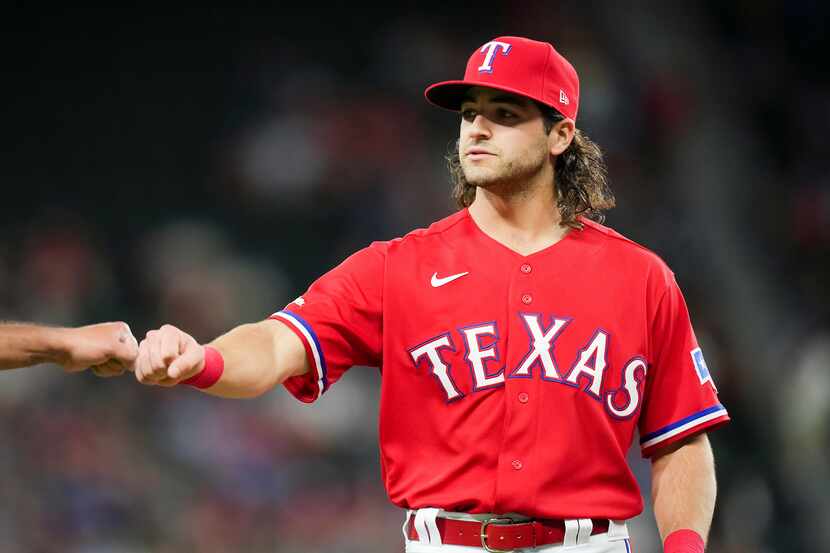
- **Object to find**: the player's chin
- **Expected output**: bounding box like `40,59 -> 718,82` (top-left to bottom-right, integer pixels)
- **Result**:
464,174 -> 503,190
462,166 -> 499,186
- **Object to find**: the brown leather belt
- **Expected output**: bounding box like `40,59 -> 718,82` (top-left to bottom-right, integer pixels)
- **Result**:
406,514 -> 609,552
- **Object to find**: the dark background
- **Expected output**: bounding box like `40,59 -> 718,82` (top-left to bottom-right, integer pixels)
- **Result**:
1,3 -> 828,552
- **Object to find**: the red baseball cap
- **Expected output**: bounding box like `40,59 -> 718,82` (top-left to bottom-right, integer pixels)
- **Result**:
424,36 -> 580,121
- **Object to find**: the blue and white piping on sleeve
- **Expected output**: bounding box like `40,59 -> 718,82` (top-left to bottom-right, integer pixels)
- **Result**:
639,404 -> 728,450
272,309 -> 329,396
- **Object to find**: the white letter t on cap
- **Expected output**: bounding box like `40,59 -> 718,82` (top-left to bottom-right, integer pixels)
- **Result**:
478,41 -> 512,73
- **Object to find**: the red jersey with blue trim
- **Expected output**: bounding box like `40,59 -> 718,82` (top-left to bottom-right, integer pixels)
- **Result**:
270,209 -> 729,520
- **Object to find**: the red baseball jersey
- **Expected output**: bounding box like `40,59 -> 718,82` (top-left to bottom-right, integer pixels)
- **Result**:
270,209 -> 729,520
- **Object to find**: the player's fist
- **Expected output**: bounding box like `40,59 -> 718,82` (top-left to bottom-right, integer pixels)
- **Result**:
58,321 -> 139,375
134,324 -> 204,387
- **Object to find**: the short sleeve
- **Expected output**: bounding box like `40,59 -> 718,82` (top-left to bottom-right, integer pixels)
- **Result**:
270,241 -> 385,403
638,273 -> 730,457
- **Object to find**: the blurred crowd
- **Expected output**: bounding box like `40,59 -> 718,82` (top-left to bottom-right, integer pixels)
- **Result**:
1,3 -> 828,552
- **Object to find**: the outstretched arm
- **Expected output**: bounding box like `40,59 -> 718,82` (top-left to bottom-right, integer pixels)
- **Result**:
0,321 -> 138,375
134,319 -> 309,398
650,433 -> 716,551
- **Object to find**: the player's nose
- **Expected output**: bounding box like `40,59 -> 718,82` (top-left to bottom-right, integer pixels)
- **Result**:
465,114 -> 493,139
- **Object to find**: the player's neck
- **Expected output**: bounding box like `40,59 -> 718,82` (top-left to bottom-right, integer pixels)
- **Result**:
468,184 -> 568,256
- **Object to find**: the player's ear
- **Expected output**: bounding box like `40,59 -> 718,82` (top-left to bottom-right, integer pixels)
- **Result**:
548,118 -> 575,156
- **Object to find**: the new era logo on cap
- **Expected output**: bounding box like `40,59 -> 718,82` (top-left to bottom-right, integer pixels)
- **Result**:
424,35 -> 580,120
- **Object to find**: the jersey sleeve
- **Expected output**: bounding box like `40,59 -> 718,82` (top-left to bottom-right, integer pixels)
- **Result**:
269,241 -> 385,403
638,272 -> 730,457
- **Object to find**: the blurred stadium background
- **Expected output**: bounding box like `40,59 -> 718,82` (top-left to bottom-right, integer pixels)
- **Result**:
1,3 -> 828,552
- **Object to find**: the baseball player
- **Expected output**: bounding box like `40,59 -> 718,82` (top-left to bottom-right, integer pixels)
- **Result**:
0,321 -> 137,376
134,36 -> 729,553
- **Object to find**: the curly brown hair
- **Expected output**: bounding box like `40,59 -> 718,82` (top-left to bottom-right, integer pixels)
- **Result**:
447,103 -> 615,229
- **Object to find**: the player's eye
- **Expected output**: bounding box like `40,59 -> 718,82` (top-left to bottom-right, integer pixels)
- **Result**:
461,108 -> 477,122
498,108 -> 518,120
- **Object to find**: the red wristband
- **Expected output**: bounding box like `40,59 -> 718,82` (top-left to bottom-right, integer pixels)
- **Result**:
182,346 -> 224,389
664,529 -> 704,553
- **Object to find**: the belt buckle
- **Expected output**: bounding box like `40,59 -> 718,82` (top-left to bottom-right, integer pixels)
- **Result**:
480,516 -> 516,553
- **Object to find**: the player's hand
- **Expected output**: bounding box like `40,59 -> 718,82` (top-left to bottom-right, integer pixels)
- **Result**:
134,324 -> 205,387
58,321 -> 139,376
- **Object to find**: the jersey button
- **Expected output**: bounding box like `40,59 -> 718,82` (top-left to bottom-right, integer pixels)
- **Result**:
520,263 -> 532,274
512,459 -> 523,470
521,293 -> 533,304
518,392 -> 529,403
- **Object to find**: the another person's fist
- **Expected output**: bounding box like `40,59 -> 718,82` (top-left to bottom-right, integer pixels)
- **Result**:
58,322 -> 139,376
134,324 -> 204,387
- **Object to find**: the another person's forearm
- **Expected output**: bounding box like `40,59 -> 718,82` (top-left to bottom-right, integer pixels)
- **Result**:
1,321 -> 137,374
651,434 -> 716,545
0,323 -> 69,369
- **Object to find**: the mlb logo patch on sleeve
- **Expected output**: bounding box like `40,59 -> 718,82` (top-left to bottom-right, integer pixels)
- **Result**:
690,347 -> 715,389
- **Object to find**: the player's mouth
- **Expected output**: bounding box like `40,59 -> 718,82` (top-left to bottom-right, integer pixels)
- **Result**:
465,147 -> 496,159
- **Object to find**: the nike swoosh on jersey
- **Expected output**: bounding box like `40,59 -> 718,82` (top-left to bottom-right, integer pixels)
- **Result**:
430,271 -> 469,287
